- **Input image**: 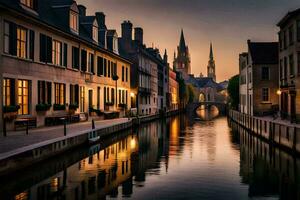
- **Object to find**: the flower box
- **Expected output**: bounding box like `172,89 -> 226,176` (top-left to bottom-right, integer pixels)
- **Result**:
53,104 -> 66,111
36,104 -> 51,112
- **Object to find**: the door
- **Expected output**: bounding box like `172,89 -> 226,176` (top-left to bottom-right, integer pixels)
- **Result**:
89,90 -> 93,110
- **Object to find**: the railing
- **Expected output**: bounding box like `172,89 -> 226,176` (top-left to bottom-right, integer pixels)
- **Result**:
228,110 -> 300,154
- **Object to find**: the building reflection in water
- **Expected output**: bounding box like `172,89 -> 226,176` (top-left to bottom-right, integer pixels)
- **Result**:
231,121 -> 300,200
196,105 -> 219,121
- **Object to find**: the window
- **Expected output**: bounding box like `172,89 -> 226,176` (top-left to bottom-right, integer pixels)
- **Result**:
70,84 -> 79,105
72,47 -> 79,69
280,59 -> 283,79
54,83 -> 65,105
17,26 -> 27,58
284,30 -> 287,49
38,81 -> 51,104
40,33 -> 52,63
108,61 -> 111,78
284,57 -> 288,79
262,88 -> 269,102
18,80 -> 30,115
80,86 -> 85,112
4,22 -> 10,54
92,26 -> 98,42
261,67 -> 269,80
126,67 -> 128,82
122,66 -> 125,81
297,20 -> 300,42
113,63 -> 117,76
97,87 -> 100,110
111,88 -> 114,104
70,11 -> 78,33
88,53 -> 94,73
81,50 -> 87,71
97,56 -> 104,76
20,0 -> 36,9
289,54 -> 294,76
52,40 -> 62,66
3,78 -> 15,106
289,25 -> 294,45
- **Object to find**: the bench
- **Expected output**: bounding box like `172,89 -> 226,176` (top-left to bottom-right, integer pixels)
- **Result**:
15,117 -> 37,131
45,112 -> 81,126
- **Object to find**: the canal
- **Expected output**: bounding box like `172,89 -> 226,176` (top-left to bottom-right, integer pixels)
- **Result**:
0,115 -> 299,199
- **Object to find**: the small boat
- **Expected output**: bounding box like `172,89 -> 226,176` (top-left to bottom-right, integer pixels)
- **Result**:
88,131 -> 100,144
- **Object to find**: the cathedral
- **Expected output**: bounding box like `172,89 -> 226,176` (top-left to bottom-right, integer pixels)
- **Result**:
173,30 -> 228,104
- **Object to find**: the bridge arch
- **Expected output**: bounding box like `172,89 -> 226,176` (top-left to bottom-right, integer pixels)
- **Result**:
199,93 -> 205,103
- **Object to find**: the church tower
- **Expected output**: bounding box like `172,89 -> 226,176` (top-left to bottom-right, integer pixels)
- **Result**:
207,42 -> 216,81
173,29 -> 191,79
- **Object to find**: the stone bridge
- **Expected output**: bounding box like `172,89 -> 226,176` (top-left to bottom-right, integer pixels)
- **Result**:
186,101 -> 228,117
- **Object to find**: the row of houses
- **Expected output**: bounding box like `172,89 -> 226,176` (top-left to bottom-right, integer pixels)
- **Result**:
0,0 -> 180,132
239,8 -> 300,123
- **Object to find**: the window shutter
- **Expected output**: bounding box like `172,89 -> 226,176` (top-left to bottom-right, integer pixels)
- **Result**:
81,50 -> 87,71
9,22 -> 17,56
42,81 -> 46,104
29,30 -> 35,60
63,43 -> 68,67
46,36 -> 52,63
39,34 -> 46,62
47,82 -> 52,104
10,79 -> 15,106
75,84 -> 79,104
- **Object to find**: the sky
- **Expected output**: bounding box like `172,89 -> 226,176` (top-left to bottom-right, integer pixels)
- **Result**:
77,0 -> 300,82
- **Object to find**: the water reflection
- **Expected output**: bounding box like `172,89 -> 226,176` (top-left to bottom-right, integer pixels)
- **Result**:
1,117 -> 300,200
196,105 -> 219,121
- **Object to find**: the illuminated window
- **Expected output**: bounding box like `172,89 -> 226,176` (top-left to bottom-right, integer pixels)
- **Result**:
80,86 -> 85,112
17,27 -> 27,58
52,40 -> 62,66
54,83 -> 65,105
70,11 -> 78,33
20,0 -> 34,9
18,80 -> 29,115
3,78 -> 11,106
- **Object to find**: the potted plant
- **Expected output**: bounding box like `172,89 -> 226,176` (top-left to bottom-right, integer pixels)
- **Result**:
53,104 -> 66,111
69,103 -> 79,114
36,103 -> 51,112
3,105 -> 20,120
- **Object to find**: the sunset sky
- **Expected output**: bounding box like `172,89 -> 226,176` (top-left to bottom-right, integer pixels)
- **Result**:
77,0 -> 300,82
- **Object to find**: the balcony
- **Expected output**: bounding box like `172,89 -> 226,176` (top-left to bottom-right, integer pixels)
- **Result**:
138,87 -> 151,94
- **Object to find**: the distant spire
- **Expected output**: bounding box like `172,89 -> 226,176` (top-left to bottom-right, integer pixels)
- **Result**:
179,29 -> 186,51
209,42 -> 214,60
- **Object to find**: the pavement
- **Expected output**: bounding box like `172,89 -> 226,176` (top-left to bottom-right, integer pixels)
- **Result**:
0,118 -> 130,156
254,115 -> 300,128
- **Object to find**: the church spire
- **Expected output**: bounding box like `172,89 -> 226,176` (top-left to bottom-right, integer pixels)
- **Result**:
209,42 -> 214,60
179,29 -> 186,51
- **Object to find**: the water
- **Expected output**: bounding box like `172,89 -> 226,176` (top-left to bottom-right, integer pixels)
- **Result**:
0,115 -> 299,200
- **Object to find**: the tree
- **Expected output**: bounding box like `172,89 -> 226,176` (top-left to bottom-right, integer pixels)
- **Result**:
227,75 -> 239,110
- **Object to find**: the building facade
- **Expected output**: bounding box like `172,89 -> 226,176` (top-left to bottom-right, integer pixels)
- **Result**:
168,69 -> 179,111
277,9 -> 300,123
118,21 -> 158,115
239,40 -> 279,116
0,0 -> 131,132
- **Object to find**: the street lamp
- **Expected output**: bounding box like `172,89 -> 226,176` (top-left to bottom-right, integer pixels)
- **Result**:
276,89 -> 282,96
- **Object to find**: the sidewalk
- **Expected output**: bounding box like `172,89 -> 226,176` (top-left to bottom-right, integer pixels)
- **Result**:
0,118 -> 130,155
254,115 -> 300,128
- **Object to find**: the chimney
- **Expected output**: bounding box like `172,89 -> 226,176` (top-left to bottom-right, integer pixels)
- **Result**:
78,5 -> 86,16
134,27 -> 143,45
95,12 -> 105,27
121,21 -> 133,42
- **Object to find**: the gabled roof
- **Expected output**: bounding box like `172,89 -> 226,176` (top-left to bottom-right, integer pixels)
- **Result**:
277,8 -> 300,27
248,42 -> 278,65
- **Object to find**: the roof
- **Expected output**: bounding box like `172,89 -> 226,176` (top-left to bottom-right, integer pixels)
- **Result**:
248,42 -> 278,65
187,76 -> 223,90
0,0 -> 132,64
277,8 -> 300,27
179,29 -> 187,52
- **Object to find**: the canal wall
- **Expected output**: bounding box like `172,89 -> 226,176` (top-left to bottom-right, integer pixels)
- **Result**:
229,110 -> 300,154
0,110 -> 180,176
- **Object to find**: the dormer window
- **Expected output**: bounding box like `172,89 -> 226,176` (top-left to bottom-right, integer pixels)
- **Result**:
20,0 -> 35,10
92,26 -> 98,43
70,11 -> 79,33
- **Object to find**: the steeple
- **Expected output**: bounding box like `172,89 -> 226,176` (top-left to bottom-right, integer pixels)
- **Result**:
179,29 -> 186,51
163,49 -> 168,63
209,42 -> 214,60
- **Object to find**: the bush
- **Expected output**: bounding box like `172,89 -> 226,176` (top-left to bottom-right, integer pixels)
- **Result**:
53,104 -> 66,111
69,103 -> 79,110
3,105 -> 20,113
118,103 -> 127,109
36,104 -> 51,112
89,107 -> 103,116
